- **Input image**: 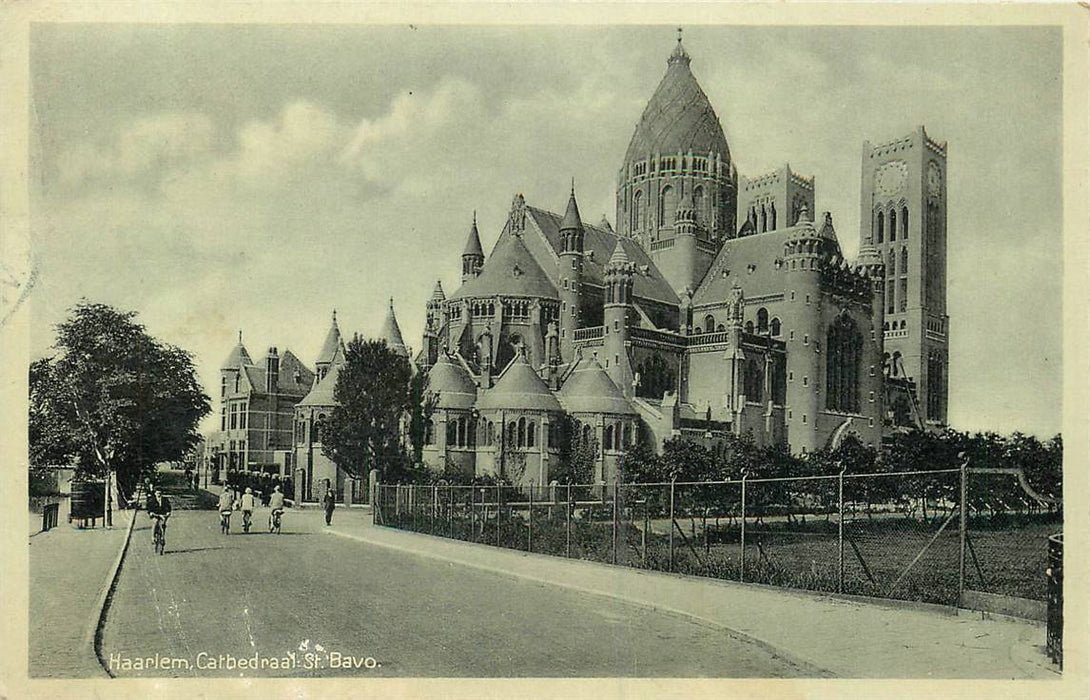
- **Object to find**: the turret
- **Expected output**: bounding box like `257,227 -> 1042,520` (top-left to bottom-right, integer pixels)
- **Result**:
381,298 -> 410,358
781,206 -> 825,454
423,280 -> 446,368
603,240 -> 635,395
461,212 -> 484,284
558,183 -> 585,362
315,311 -> 344,381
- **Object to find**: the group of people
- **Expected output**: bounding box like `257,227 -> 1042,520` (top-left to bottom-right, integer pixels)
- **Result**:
218,484 -> 285,533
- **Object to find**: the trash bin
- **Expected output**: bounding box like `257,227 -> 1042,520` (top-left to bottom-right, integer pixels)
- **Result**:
1046,533 -> 1063,668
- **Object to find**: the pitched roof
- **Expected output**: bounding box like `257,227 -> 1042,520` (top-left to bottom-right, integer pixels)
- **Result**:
526,206 -> 679,306
558,355 -> 636,415
427,353 -> 477,410
381,299 -> 409,357
431,280 -> 446,301
241,350 -> 314,397
316,311 -> 345,366
623,39 -> 730,164
449,229 -> 558,301
298,362 -> 341,408
476,352 -> 562,412
221,341 -> 253,370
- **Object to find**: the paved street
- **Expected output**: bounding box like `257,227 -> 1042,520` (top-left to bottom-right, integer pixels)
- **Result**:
99,507 -> 805,678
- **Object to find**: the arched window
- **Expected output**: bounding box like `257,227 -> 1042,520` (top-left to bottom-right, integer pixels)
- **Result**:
743,358 -> 763,403
770,318 -> 781,337
716,324 -> 725,332
826,314 -> 863,413
889,209 -> 897,241
757,307 -> 769,334
506,421 -> 517,448
901,247 -> 908,274
527,420 -> 536,448
693,186 -> 704,225
658,185 -> 674,226
901,206 -> 909,239
876,211 -> 884,243
632,191 -> 643,230
447,420 -> 457,447
582,424 -> 592,445
604,425 -> 615,451
745,321 -> 754,334
622,423 -> 632,447
704,314 -> 715,333
457,416 -> 466,447
770,202 -> 777,230
760,204 -> 767,233
488,421 -> 496,447
424,419 -> 434,445
517,416 -> 527,448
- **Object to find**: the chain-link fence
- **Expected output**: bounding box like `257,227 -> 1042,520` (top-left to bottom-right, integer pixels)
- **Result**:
374,466 -> 1060,609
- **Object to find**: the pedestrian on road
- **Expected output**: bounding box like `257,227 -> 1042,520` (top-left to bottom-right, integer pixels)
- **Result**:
323,486 -> 336,526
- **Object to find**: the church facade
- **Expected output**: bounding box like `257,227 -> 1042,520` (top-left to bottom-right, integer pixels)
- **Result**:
414,35 -> 949,486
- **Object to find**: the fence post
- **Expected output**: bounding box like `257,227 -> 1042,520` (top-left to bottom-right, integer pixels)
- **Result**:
668,477 -> 676,572
566,483 -> 572,558
958,455 -> 968,607
496,483 -> 502,548
470,486 -> 475,541
411,484 -> 417,532
740,473 -> 747,583
433,485 -> 438,530
528,481 -> 534,553
449,486 -> 455,538
612,483 -> 619,565
642,490 -> 649,567
838,467 -> 845,594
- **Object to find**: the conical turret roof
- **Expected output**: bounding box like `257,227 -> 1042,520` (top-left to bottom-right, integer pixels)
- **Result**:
462,212 -> 484,257
431,280 -> 446,301
607,239 -> 630,268
559,185 -> 584,232
559,355 -> 636,415
381,298 -> 409,357
221,332 -> 253,369
316,311 -> 345,366
298,361 -> 341,407
476,352 -> 562,412
623,36 -> 730,164
427,354 -> 477,410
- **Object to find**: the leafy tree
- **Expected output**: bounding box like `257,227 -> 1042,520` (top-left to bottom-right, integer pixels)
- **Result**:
551,414 -> 597,485
322,335 -> 413,480
28,302 -> 210,499
407,371 -> 438,465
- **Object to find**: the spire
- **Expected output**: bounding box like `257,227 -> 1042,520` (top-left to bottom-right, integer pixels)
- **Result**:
431,279 -> 446,301
316,309 -> 345,367
560,183 -> 584,233
381,297 -> 409,357
669,26 -> 691,67
463,211 -> 484,257
607,239 -> 630,269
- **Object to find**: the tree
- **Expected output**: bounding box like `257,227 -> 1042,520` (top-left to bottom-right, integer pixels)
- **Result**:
322,335 -> 414,481
551,414 -> 597,485
407,370 -> 438,465
28,302 -> 210,499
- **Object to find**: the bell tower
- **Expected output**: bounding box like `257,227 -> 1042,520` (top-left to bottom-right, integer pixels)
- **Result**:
859,126 -> 949,426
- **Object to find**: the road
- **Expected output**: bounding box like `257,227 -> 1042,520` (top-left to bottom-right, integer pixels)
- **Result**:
100,507 -> 804,678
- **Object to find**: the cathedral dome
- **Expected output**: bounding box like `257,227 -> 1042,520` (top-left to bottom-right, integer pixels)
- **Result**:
476,352 -> 562,412
623,38 -> 730,166
427,354 -> 477,410
558,356 -> 636,415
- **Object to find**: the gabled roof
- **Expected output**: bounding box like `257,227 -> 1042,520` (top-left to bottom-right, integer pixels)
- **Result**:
427,353 -> 477,410
526,206 -> 679,306
691,227 -> 795,307
558,355 -> 636,415
449,229 -> 558,301
316,312 -> 345,366
381,299 -> 409,357
476,352 -> 562,412
623,38 -> 730,165
298,362 -> 341,408
241,350 -> 314,397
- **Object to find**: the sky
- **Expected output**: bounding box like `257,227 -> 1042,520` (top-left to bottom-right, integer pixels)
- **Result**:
28,24 -> 1063,437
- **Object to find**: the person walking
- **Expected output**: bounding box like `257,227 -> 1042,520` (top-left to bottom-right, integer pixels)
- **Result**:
322,485 -> 336,526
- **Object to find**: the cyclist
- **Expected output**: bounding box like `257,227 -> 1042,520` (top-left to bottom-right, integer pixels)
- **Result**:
218,485 -> 236,534
147,486 -> 172,554
268,485 -> 286,533
240,487 -> 257,533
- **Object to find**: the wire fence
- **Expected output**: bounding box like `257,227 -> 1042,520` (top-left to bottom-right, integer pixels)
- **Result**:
374,466 -> 1060,608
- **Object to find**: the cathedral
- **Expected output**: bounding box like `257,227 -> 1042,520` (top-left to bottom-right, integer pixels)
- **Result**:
211,34 -> 950,497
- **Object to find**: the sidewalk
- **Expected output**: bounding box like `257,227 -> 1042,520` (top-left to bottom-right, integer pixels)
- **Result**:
318,508 -> 1057,679
28,508 -> 134,678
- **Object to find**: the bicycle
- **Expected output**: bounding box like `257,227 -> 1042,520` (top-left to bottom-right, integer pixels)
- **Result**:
151,513 -> 169,555
220,509 -> 232,534
269,508 -> 284,534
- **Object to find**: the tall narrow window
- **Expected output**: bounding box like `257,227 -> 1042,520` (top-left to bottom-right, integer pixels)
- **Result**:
901,206 -> 909,239
692,186 -> 704,225
632,191 -> 643,231
876,211 -> 884,243
659,185 -> 673,226
770,318 -> 781,337
760,204 -> 767,233
826,314 -> 862,413
757,308 -> 769,334
901,247 -> 908,274
770,202 -> 777,230
889,209 -> 897,241
604,425 -> 614,451
704,314 -> 715,333
744,358 -> 764,403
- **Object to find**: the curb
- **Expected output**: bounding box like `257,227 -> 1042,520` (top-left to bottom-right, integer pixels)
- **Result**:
325,526 -> 835,678
82,505 -> 138,679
